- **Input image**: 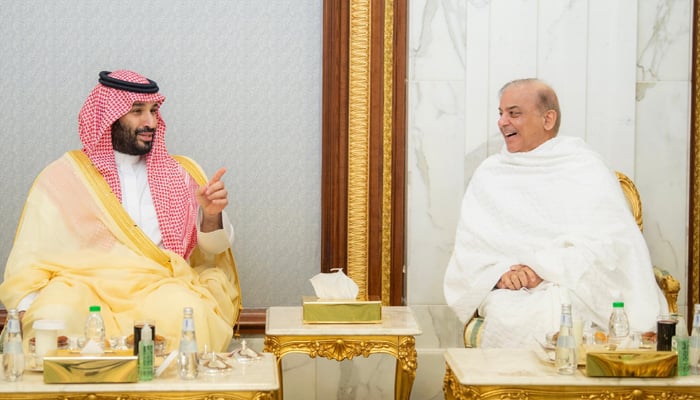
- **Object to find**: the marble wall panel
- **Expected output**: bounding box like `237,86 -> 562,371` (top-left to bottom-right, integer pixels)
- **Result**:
409,0 -> 467,81
634,0 -> 692,314
585,0 -> 637,172
637,0 -> 693,82
536,0 -> 589,140
635,81 -> 691,313
464,0 -> 491,170
406,81 -> 466,304
486,0 -> 540,154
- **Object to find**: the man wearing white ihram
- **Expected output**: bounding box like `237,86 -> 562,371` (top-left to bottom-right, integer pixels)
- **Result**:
443,78 -> 668,349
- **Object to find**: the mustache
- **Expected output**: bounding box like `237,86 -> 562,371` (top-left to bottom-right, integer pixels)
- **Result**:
135,127 -> 156,134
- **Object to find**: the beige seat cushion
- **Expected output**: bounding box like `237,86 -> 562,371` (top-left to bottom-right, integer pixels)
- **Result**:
463,315 -> 485,348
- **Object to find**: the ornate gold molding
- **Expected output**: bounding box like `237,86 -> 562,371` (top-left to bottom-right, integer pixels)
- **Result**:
263,335 -> 416,374
381,0 -> 395,305
0,391 -> 276,400
264,333 -> 417,399
347,0 -> 371,301
443,366 -> 700,400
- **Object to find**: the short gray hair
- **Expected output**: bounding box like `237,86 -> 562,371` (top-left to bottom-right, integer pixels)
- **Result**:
499,78 -> 561,134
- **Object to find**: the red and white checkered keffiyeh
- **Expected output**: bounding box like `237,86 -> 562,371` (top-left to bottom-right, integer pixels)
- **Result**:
78,70 -> 198,259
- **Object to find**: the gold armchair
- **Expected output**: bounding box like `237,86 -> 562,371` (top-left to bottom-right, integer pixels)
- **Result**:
616,171 -> 679,314
463,172 -> 680,347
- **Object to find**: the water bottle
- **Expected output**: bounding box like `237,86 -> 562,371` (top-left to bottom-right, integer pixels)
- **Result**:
555,303 -> 576,375
2,309 -> 24,381
608,301 -> 630,347
84,305 -> 106,351
138,322 -> 154,381
690,304 -> 700,374
177,307 -> 198,379
672,314 -> 690,376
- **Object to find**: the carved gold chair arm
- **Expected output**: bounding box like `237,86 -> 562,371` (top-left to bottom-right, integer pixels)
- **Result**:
654,266 -> 680,314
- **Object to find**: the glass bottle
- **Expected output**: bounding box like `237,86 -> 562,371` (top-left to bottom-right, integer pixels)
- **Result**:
2,309 -> 24,381
555,303 -> 577,375
84,305 -> 106,351
690,304 -> 700,374
138,322 -> 154,381
177,307 -> 198,379
672,314 -> 690,376
607,301 -> 630,347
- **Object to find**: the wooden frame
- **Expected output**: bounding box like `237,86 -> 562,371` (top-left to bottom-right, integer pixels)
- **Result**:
321,0 -> 407,306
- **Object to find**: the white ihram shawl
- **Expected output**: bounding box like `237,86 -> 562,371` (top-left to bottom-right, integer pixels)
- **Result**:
443,136 -> 667,348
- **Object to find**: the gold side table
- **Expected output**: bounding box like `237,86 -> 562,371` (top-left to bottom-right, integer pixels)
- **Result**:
264,306 -> 421,400
443,348 -> 700,400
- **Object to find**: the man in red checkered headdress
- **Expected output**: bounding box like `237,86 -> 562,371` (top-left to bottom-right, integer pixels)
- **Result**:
0,70 -> 241,353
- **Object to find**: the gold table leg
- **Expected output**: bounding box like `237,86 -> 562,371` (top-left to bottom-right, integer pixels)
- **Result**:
264,334 -> 417,400
442,363 -> 700,400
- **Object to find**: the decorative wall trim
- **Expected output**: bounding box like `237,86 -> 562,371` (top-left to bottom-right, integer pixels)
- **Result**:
346,0 -> 372,301
322,0 -> 407,305
381,0 -> 395,304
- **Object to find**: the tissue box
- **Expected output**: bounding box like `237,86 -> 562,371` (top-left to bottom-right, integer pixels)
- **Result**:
585,350 -> 677,377
302,296 -> 382,323
43,349 -> 138,383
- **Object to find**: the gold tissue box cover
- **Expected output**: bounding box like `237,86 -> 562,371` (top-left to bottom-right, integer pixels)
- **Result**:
586,350 -> 678,377
43,349 -> 138,383
302,296 -> 382,323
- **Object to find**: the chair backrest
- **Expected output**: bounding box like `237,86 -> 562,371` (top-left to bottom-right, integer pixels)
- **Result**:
616,171 -> 643,231
616,171 -> 679,314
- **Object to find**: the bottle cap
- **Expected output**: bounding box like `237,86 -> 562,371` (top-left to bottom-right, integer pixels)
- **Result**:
141,322 -> 152,343
612,301 -> 624,308
89,305 -> 101,312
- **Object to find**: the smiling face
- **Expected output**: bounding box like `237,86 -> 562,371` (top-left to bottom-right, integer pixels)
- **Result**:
111,101 -> 159,155
497,81 -> 558,153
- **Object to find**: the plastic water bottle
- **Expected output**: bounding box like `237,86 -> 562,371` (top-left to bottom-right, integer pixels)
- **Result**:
84,305 -> 106,351
690,304 -> 700,374
2,309 -> 24,381
608,301 -> 630,347
177,307 -> 198,379
672,314 -> 690,376
138,322 -> 154,381
555,303 -> 576,374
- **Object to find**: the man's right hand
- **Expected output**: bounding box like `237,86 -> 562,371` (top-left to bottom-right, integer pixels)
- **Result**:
495,264 -> 543,290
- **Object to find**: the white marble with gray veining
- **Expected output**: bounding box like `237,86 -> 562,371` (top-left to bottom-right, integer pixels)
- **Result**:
265,306 -> 421,336
0,353 -> 279,393
445,348 -> 700,387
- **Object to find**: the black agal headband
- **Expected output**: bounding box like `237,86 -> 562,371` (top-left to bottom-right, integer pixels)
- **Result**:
98,71 -> 159,93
